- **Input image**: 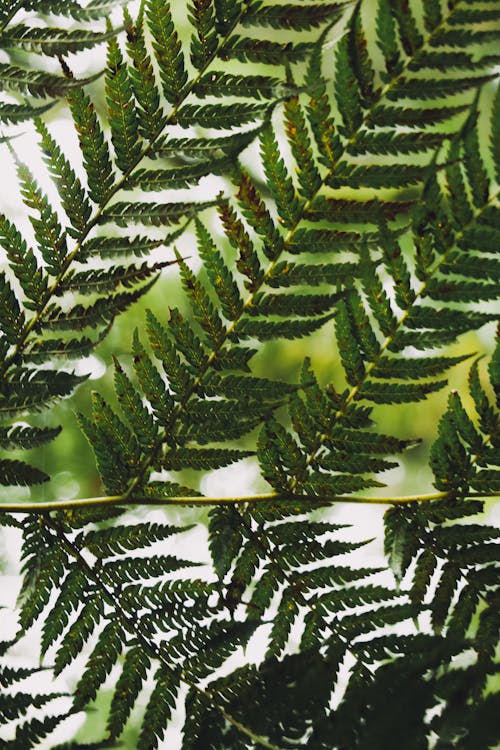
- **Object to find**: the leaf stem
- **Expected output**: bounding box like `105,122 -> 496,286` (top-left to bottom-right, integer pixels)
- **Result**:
1,490 -> 496,514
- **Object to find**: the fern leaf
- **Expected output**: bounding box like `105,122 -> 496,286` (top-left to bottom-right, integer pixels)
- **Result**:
236,312 -> 334,341
2,23 -> 117,55
113,357 -> 159,451
138,667 -> 181,750
306,35 -> 342,168
35,119 -> 92,236
369,104 -> 469,128
0,458 -> 49,486
19,527 -> 67,631
44,281 -> 157,331
99,200 -> 217,226
220,35 -> 313,64
146,0 -> 187,104
462,109 -> 490,209
124,7 -> 166,140
67,87 -> 114,205
375,0 -> 401,80
0,424 -> 61,450
105,33 -> 142,173
284,95 -> 322,199
176,101 -> 270,129
194,70 -> 287,100
166,307 -> 207,371
54,597 -> 104,675
208,506 -> 243,580
177,253 -> 225,347
0,64 -> 100,97
74,619 -> 125,710
78,234 -> 167,260
146,310 -> 196,401
6,713 -> 66,750
0,101 -> 52,125
348,1 -> 376,105
491,83 -> 500,183
16,162 -> 68,276
248,291 -> 340,318
40,567 -> 88,656
195,218 -> 243,320
268,260 -> 357,287
334,34 -> 363,138
108,646 -> 151,739
128,157 -> 232,190
0,271 -> 25,344
260,121 -> 302,227
163,448 -> 252,471
189,0 -> 218,70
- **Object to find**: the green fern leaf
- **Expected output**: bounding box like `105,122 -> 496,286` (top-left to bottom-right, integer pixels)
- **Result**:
359,379 -> 448,405
67,87 -> 114,205
16,162 -> 68,276
0,458 -> 49,486
99,200 -> 217,227
218,199 -> 263,291
369,104 -> 468,128
242,2 -> 347,30
305,33 -> 342,168
177,253 -> 225,347
113,356 -> 159,451
284,94 -> 322,199
108,646 -> 151,739
105,33 -> 142,173
146,310 -> 196,401
195,218 -> 243,320
375,0 -> 401,80
124,8 -> 165,140
0,272 -> 25,344
387,74 -> 496,101
40,567 -> 88,656
74,619 -> 124,710
35,119 -> 92,236
0,64 -> 100,97
236,312 -> 334,341
208,506 -> 243,580
189,0 -> 218,69
44,281 -> 157,331
220,35 -> 313,64
260,121 -> 301,227
462,109 -> 490,208
138,667 -> 181,750
176,101 -> 269,128
335,33 -> 363,138
53,597 -> 104,675
348,1 -> 376,104
146,0 -> 187,104
194,70 -> 287,99
163,448 -> 252,471
166,307 -> 207,371
2,23 -> 118,55
0,424 -> 61,450
132,330 -> 174,424
0,101 -> 52,125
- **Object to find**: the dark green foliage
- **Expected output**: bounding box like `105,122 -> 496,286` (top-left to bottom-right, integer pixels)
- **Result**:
0,1 -> 118,124
0,1 -> 499,749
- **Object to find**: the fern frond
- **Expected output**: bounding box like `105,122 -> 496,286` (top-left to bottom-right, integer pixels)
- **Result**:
105,32 -> 142,173
0,2 -> 498,748
0,0 -> 119,122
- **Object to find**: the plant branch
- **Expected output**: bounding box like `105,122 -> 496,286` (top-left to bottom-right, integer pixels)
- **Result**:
43,514 -> 284,750
2,490 -> 497,514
